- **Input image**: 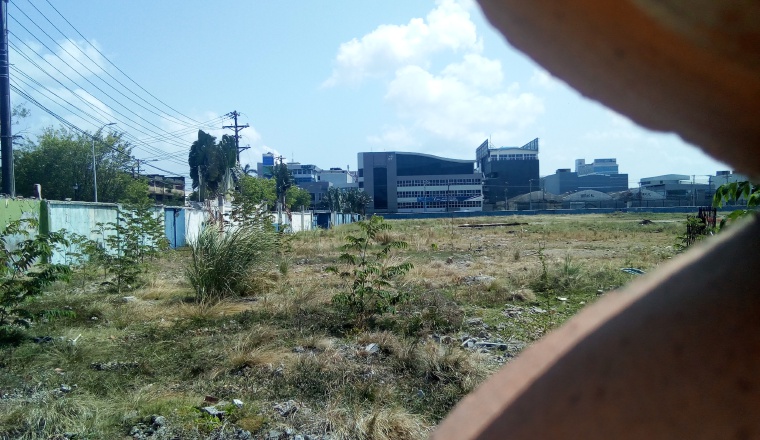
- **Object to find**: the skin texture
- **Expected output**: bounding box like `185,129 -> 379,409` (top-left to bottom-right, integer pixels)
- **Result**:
433,1 -> 760,438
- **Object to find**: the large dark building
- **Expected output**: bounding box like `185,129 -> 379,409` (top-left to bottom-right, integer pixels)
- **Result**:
476,138 -> 540,210
358,152 -> 483,214
542,168 -> 629,195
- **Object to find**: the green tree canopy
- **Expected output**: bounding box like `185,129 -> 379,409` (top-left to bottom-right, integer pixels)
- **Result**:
188,130 -> 236,199
272,163 -> 294,207
286,186 -> 312,210
237,175 -> 276,208
318,187 -> 371,214
14,127 -> 143,203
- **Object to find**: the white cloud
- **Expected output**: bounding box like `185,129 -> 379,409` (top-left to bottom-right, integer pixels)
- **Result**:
323,0 -> 542,154
584,111 -> 660,144
384,59 -> 543,149
367,125 -> 419,148
323,0 -> 480,87
529,68 -> 562,91
12,38 -> 108,86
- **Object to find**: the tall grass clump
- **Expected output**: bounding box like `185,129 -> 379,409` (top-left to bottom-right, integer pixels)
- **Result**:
186,224 -> 276,303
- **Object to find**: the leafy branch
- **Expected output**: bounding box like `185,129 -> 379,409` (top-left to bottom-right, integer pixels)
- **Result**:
327,216 -> 413,329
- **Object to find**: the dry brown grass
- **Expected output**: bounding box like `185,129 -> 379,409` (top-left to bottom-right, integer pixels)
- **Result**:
321,404 -> 431,440
0,213 -> 688,440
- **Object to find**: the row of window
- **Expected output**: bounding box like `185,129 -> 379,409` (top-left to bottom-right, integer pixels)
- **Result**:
398,201 -> 482,209
397,178 -> 482,187
291,169 -> 319,175
489,154 -> 537,161
397,190 -> 481,198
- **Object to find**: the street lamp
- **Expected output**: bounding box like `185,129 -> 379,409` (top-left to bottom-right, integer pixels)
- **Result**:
92,122 -> 116,202
423,180 -> 429,213
529,179 -> 535,210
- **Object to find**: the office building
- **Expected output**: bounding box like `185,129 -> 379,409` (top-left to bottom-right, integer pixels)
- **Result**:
256,153 -> 275,179
575,158 -> 619,176
358,152 -> 483,214
542,168 -> 629,195
319,167 -> 358,188
476,138 -> 540,210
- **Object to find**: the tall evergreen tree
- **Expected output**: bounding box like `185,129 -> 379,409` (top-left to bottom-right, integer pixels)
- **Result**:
188,130 -> 236,199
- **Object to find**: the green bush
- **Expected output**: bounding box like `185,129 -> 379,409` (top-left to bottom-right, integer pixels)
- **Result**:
0,218 -> 70,342
186,223 -> 276,303
86,202 -> 169,293
327,215 -> 413,329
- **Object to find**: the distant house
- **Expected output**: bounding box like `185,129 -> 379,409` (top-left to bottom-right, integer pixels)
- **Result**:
145,174 -> 185,205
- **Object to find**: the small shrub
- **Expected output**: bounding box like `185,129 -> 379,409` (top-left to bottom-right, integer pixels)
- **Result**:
186,223 -> 276,303
88,203 -> 169,293
0,218 -> 70,340
327,216 -> 413,329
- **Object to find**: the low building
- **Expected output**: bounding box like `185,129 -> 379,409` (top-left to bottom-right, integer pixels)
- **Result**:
542,168 -> 629,195
575,158 -> 619,176
319,167 -> 358,189
639,174 -> 710,205
359,151 -> 483,214
287,163 -> 321,184
145,174 -> 185,205
298,181 -> 330,209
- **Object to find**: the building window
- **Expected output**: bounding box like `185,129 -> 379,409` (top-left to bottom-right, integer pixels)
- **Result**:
373,167 -> 388,210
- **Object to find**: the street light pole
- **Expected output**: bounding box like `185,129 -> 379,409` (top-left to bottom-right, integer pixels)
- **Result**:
423,180 -> 428,213
447,181 -> 450,213
529,179 -> 533,210
92,122 -> 116,202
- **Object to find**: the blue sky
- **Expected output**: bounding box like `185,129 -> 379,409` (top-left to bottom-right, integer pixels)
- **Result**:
8,0 -> 727,187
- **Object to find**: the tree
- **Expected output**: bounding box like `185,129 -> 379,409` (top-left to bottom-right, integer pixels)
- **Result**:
712,180 -> 760,229
14,127 -> 138,203
121,177 -> 151,205
286,186 -> 312,210
344,188 -> 372,215
326,216 -> 413,329
1,218 -> 70,342
188,130 -> 236,200
320,186 -> 344,211
318,187 -> 371,214
272,163 -> 294,208
237,175 -> 276,209
242,164 -> 256,176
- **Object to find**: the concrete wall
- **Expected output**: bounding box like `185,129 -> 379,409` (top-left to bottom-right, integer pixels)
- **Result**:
286,211 -> 314,233
185,208 -> 207,244
43,201 -> 120,265
0,198 -> 40,227
1,198 -> 41,252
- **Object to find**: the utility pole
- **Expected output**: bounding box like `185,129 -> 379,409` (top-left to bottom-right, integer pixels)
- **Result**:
133,158 -> 156,177
0,0 -> 13,197
222,111 -> 249,165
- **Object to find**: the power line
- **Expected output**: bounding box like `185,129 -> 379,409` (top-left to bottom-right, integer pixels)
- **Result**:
6,1 -> 242,185
39,0 -> 203,126
8,22 -> 194,151
18,0 -> 201,129
10,3 -> 198,130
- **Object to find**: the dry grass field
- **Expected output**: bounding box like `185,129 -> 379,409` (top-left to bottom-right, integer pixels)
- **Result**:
0,213 -> 687,439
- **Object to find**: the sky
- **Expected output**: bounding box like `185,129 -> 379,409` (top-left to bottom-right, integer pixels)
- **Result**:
7,0 -> 729,188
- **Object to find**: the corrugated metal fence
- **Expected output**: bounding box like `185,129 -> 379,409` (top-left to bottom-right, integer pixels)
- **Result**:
1,199 -> 353,263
